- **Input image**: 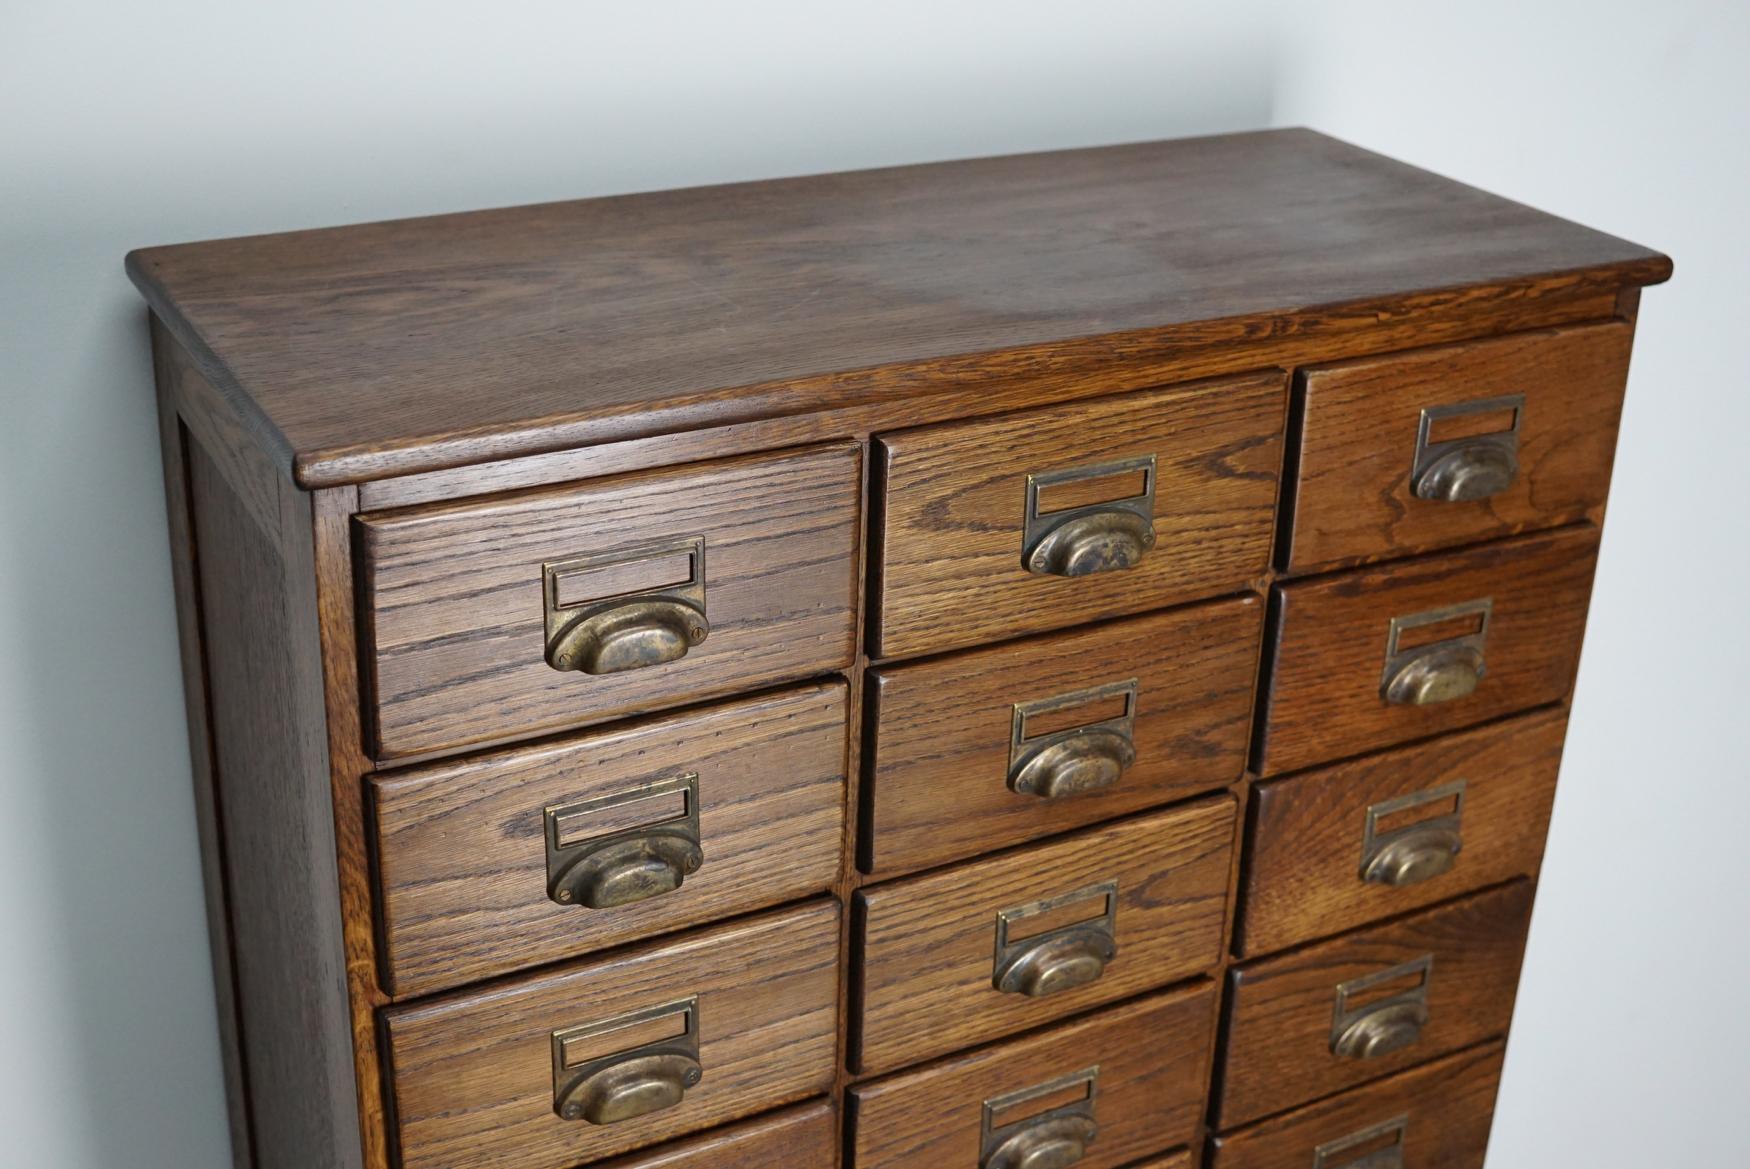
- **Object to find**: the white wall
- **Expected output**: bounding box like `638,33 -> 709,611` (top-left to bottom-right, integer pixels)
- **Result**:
1,4 -> 1743,1167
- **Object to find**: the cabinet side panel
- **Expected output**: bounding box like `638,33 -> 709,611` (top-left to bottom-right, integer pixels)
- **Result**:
188,436 -> 364,1169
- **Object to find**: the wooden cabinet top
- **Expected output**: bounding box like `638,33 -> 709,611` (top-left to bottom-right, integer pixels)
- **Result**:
127,128 -> 1669,488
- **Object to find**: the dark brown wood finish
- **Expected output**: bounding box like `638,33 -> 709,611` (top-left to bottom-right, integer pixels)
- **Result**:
127,130 -> 1668,488
849,985 -> 1216,1169
871,372 -> 1285,658
382,901 -> 841,1169
357,443 -> 861,759
1238,708 -> 1565,956
1216,882 -> 1534,1129
1257,525 -> 1600,775
1283,321 -> 1633,573
853,798 -> 1235,1075
864,597 -> 1262,876
370,683 -> 848,996
1208,1042 -> 1505,1169
590,1102 -> 838,1168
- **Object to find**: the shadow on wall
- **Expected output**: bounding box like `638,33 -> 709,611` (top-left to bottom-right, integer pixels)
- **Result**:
0,19 -> 1277,1168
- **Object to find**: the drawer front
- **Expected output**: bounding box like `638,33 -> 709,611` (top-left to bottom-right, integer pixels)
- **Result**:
383,901 -> 840,1169
1283,321 -> 1631,573
592,1101 -> 837,1168
371,683 -> 848,996
849,985 -> 1215,1169
854,797 -> 1235,1074
872,371 -> 1285,659
1257,525 -> 1598,776
1238,709 -> 1564,957
1127,1154 -> 1194,1169
359,443 -> 861,758
1215,882 -> 1532,1128
1209,1041 -> 1504,1169
865,597 -> 1262,876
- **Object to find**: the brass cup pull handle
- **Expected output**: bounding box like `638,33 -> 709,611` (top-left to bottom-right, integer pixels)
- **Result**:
547,598 -> 710,675
993,927 -> 1117,998
550,830 -> 704,909
1025,509 -> 1156,577
1331,1000 -> 1429,1060
1382,644 -> 1484,706
1364,825 -> 1462,888
556,1051 -> 703,1125
982,1115 -> 1098,1169
1413,441 -> 1519,502
1010,729 -> 1136,799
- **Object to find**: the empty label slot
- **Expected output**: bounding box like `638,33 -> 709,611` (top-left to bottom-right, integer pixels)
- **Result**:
1341,961 -> 1430,1013
1425,402 -> 1520,444
1021,690 -> 1131,740
1002,888 -> 1113,944
552,785 -> 690,848
987,1076 -> 1094,1128
553,550 -> 695,609
1372,789 -> 1462,836
558,1008 -> 689,1069
1034,467 -> 1150,515
1393,609 -> 1487,652
1320,1120 -> 1407,1168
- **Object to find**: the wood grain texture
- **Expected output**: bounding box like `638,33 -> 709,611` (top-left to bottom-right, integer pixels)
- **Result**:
358,442 -> 861,759
1215,882 -> 1533,1128
1238,709 -> 1566,957
1283,321 -> 1632,573
383,901 -> 840,1169
1208,1041 -> 1505,1169
849,985 -> 1215,1169
186,437 -> 363,1169
872,372 -> 1284,658
589,1101 -> 837,1169
853,798 -> 1235,1075
864,597 -> 1262,876
1124,1152 -> 1193,1169
1256,525 -> 1600,776
126,129 -> 1669,488
371,682 -> 848,996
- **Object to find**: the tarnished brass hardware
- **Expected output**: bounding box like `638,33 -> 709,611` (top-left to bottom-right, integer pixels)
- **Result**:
1313,1115 -> 1409,1169
1022,456 -> 1158,577
545,774 -> 703,909
1330,957 -> 1433,1060
992,882 -> 1119,998
552,998 -> 702,1124
980,1068 -> 1100,1169
544,536 -> 709,674
1008,680 -> 1139,799
1361,781 -> 1466,888
1380,599 -> 1492,706
1411,394 -> 1524,502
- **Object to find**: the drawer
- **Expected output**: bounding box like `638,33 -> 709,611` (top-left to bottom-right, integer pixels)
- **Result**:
864,596 -> 1262,876
1282,321 -> 1631,574
849,984 -> 1215,1169
1127,1154 -> 1194,1169
1237,709 -> 1564,957
1256,525 -> 1598,776
382,901 -> 840,1169
359,442 -> 861,758
872,371 -> 1285,659
854,797 -> 1235,1074
1209,1041 -> 1504,1169
1215,882 -> 1531,1128
370,683 -> 848,996
591,1100 -> 838,1168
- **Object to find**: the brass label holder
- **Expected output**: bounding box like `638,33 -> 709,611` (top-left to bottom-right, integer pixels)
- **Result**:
550,996 -> 702,1124
1379,598 -> 1493,706
544,773 -> 704,909
1007,679 -> 1139,799
992,881 -> 1119,998
542,535 -> 709,674
1330,956 -> 1434,1060
1360,780 -> 1467,888
1313,1114 -> 1410,1169
979,1067 -> 1101,1169
1410,393 -> 1524,502
1021,454 -> 1158,577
